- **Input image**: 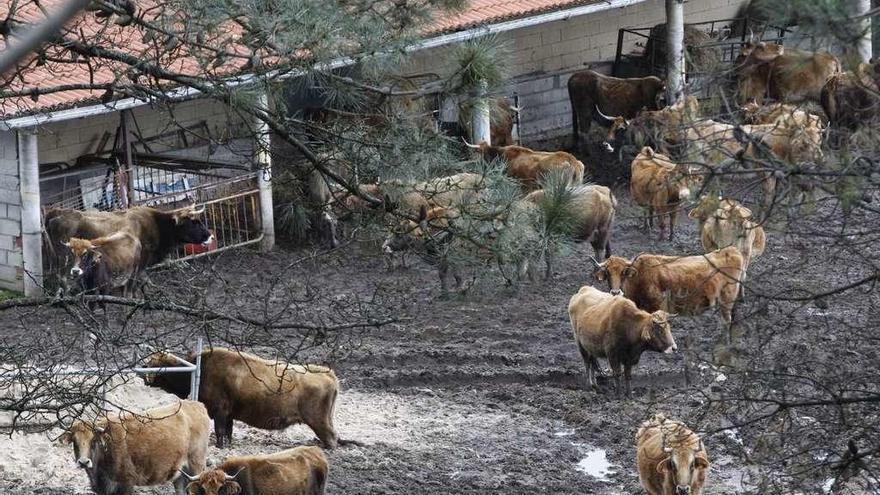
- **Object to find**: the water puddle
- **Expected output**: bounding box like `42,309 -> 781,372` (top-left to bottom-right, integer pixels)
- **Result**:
574,447 -> 614,481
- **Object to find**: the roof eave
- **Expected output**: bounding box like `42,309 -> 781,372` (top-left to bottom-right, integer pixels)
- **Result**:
0,0 -> 646,131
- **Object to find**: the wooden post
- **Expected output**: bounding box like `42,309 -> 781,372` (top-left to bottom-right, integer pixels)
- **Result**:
254,90 -> 275,252
665,0 -> 685,105
471,81 -> 491,145
17,129 -> 42,297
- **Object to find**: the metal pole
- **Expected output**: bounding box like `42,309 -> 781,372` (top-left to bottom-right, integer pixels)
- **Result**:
189,337 -> 203,401
471,81 -> 491,145
121,111 -> 136,207
17,129 -> 42,296
254,91 -> 275,252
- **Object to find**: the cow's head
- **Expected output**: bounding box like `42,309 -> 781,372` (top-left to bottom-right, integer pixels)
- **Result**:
645,311 -> 677,354
687,194 -> 724,222
180,467 -> 245,495
740,41 -> 784,63
59,420 -> 108,470
382,205 -> 452,254
141,352 -> 192,398
594,105 -> 629,152
739,99 -> 761,123
63,237 -> 101,278
171,206 -> 212,245
656,431 -> 710,495
591,255 -> 634,296
673,165 -> 703,203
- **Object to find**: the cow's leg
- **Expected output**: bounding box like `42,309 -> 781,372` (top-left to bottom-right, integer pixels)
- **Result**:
608,356 -> 623,396
657,208 -> 668,241
590,230 -> 607,260
544,250 -> 553,279
577,344 -> 597,390
224,416 -> 235,447
668,208 -> 677,242
306,388 -> 338,449
761,174 -> 777,215
623,364 -> 633,397
214,413 -> 228,449
438,257 -> 450,295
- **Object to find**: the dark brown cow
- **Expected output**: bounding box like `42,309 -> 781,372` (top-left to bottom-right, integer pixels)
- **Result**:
593,247 -> 744,341
60,400 -> 210,495
820,62 -> 880,132
735,41 -> 840,104
45,205 -> 212,269
143,347 -> 339,448
568,70 -> 665,151
181,446 -> 328,495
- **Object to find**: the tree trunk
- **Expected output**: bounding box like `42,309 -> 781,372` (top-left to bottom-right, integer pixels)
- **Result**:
471,81 -> 491,145
855,0 -> 873,63
665,0 -> 685,105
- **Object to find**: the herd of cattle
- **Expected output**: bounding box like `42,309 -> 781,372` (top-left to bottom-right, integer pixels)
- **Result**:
44,36 -> 872,495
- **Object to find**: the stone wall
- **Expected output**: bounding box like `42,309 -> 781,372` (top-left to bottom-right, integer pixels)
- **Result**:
0,131 -> 22,291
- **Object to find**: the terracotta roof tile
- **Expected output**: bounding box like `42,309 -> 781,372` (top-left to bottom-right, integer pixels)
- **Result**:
1,0 -> 603,119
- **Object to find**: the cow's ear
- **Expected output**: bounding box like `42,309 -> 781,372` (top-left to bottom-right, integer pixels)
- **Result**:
687,208 -> 700,220
656,457 -> 672,474
58,431 -> 73,444
694,456 -> 710,469
223,481 -> 242,495
593,268 -> 606,281
623,266 -> 638,278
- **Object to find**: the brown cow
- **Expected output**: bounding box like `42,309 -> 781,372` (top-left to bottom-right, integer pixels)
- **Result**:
636,413 -> 710,495
524,184 -> 617,276
45,205 -> 212,270
465,141 -> 585,191
568,70 -> 665,152
602,95 -> 699,154
820,62 -> 880,133
181,446 -> 328,495
64,232 -> 142,308
568,286 -> 677,395
592,247 -> 744,341
735,41 -> 840,104
60,400 -> 210,495
739,101 -> 824,129
143,348 -> 339,448
630,146 -> 702,241
689,194 -> 766,292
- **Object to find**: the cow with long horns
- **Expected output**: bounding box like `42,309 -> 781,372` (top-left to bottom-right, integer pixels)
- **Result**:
636,413 -> 710,495
567,69 -> 665,152
180,446 -> 328,495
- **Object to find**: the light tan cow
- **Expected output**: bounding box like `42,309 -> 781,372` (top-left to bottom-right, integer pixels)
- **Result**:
630,146 -> 702,241
636,413 -> 710,495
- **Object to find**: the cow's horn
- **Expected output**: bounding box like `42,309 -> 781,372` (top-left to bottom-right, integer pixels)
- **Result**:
179,469 -> 199,481
694,439 -> 705,453
190,206 -> 205,215
594,104 -> 621,124
94,426 -> 105,433
588,256 -> 602,268
225,466 -> 246,480
508,105 -> 521,112
461,137 -> 481,149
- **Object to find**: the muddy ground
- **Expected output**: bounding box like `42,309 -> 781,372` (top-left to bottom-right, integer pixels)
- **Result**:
0,173 -> 873,494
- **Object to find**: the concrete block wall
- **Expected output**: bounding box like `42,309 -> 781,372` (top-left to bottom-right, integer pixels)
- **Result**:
37,97 -> 248,166
406,0 -> 751,143
0,131 -> 22,292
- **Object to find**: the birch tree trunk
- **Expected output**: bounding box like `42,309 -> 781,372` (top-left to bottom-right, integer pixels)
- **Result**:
665,0 -> 685,105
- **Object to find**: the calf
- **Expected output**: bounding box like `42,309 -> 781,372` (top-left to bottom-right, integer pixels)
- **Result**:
630,146 -> 701,241
593,247 -> 744,342
636,413 -> 710,495
181,446 -> 328,495
689,194 -> 766,292
143,348 -> 339,448
63,231 -> 142,307
60,400 -> 210,495
524,184 -> 617,276
465,141 -> 585,191
568,286 -> 677,395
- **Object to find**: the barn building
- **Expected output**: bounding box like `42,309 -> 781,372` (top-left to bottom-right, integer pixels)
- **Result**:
0,0 -> 753,295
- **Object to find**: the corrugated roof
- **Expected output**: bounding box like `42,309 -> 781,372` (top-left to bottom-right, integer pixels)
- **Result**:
1,0 -> 602,120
